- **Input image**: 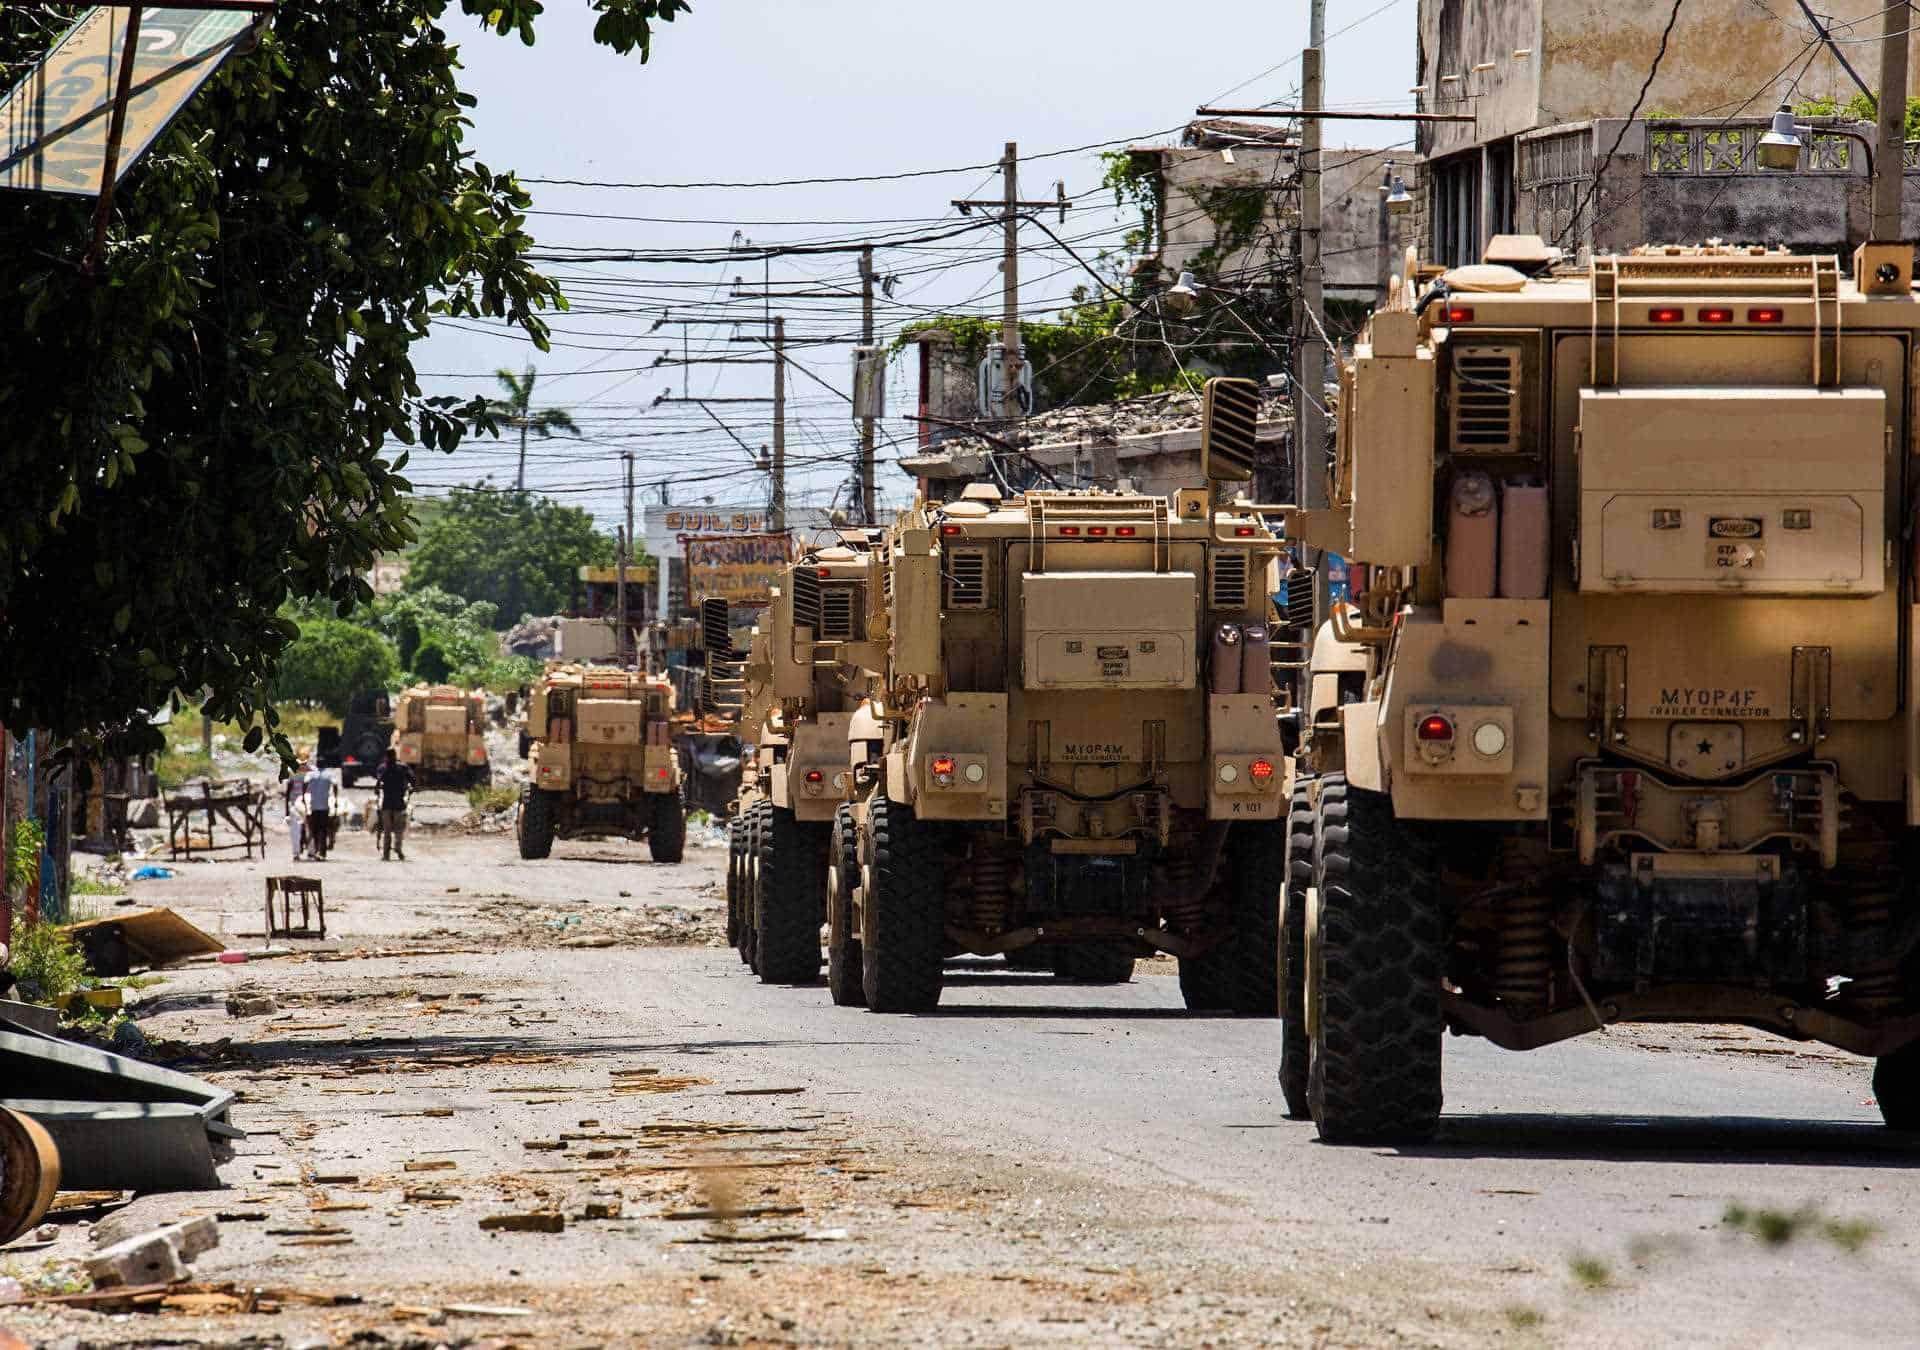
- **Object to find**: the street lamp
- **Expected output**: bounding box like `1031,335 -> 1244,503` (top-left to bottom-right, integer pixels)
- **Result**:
1163,270 -> 1202,317
1756,102 -> 1874,176
1381,160 -> 1413,215
1757,104 -> 1804,171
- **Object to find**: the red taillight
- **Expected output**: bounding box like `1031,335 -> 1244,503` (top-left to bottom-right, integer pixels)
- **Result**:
1059,525 -> 1081,536
1445,306 -> 1474,323
940,524 -> 963,536
1116,526 -> 1137,537
1088,525 -> 1109,537
804,769 -> 824,784
930,756 -> 956,776
816,567 -> 831,577
1249,758 -> 1274,782
1699,307 -> 1733,324
1649,307 -> 1684,324
1416,714 -> 1455,742
1749,307 -> 1784,324
1233,525 -> 1256,537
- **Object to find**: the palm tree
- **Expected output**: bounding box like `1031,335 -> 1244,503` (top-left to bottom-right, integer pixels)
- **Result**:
487,365 -> 580,491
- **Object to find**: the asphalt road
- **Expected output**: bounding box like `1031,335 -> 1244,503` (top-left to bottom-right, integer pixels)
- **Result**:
26,808 -> 1920,1348
600,943 -> 1920,1347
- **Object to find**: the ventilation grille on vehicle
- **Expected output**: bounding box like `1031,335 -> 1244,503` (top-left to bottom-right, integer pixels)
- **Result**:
1282,567 -> 1316,630
699,597 -> 732,658
820,584 -> 858,640
944,548 -> 988,609
789,566 -> 823,635
1209,549 -> 1250,610
1450,347 -> 1520,452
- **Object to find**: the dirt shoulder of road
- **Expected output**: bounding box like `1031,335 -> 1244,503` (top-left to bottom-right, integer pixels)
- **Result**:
5,814 -> 1520,1348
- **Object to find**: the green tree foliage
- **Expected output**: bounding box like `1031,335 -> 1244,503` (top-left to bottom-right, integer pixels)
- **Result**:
270,618 -> 400,715
1797,92 -> 1920,141
405,486 -> 617,619
375,585 -> 499,674
0,1 -> 688,761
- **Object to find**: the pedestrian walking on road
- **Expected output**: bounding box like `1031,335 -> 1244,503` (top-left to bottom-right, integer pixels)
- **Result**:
285,763 -> 310,861
374,750 -> 416,861
306,761 -> 335,860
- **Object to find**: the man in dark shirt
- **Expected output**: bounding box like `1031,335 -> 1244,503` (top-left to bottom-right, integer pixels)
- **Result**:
374,751 -> 416,861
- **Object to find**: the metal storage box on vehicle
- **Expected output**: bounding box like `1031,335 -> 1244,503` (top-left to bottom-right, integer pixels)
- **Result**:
1576,385 -> 1885,595
1020,571 -> 1197,690
573,699 -> 646,746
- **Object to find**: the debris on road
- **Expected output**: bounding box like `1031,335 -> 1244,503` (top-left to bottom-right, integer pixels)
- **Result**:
62,907 -> 224,974
85,1215 -> 219,1287
225,990 -> 278,1018
477,1212 -> 565,1233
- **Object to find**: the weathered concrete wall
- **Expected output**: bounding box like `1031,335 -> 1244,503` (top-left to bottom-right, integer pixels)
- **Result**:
1156,146 -> 1293,284
1321,148 -> 1402,302
1541,0 -> 1920,134
1418,0 -> 1542,159
1515,118 -> 1885,259
1421,0 -> 1920,164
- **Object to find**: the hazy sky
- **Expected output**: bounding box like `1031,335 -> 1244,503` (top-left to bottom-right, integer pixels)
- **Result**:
405,0 -> 1421,527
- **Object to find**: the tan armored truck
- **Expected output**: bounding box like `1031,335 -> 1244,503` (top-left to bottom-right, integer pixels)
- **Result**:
518,664 -> 685,862
392,684 -> 489,787
1280,238 -> 1920,1142
723,544 -> 880,985
834,478 -> 1291,1013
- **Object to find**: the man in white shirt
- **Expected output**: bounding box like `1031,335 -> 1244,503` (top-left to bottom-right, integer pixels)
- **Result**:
306,763 -> 335,859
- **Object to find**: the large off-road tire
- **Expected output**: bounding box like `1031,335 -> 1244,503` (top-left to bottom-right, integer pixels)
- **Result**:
1053,943 -> 1136,984
1308,773 -> 1445,1144
861,797 -> 946,1012
649,789 -> 687,864
1177,819 -> 1285,1014
725,814 -> 745,950
1278,780 -> 1314,1119
739,802 -> 769,969
754,806 -> 827,985
1874,1038 -> 1920,1129
826,804 -> 866,1007
518,786 -> 555,860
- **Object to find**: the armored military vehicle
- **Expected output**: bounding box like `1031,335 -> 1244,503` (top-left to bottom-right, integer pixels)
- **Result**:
836,460 -> 1291,1013
518,664 -> 685,862
391,684 -> 489,787
723,542 -> 880,985
1280,238 -> 1920,1141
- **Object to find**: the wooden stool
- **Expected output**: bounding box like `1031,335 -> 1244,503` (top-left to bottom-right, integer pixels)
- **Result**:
265,875 -> 326,939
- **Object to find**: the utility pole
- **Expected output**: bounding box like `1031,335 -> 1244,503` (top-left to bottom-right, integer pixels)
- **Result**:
1294,1 -> 1327,517
1295,0 -> 1330,623
859,244 -> 877,523
771,315 -> 786,532
618,450 -> 634,666
999,142 -> 1022,422
952,146 -> 1072,423
1874,1 -> 1910,241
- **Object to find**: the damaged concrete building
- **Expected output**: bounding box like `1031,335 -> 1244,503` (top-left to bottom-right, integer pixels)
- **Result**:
1411,0 -> 1920,265
898,385 -> 1292,504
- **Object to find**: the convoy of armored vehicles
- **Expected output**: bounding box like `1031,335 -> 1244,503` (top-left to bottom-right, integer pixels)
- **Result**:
394,230 -> 1916,1151
702,238 -> 1920,1148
